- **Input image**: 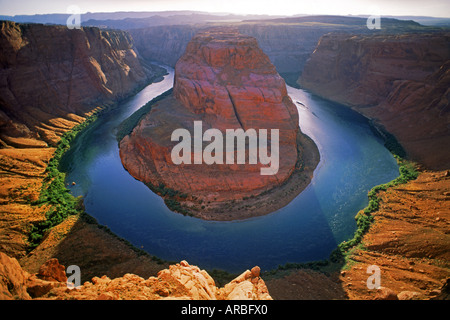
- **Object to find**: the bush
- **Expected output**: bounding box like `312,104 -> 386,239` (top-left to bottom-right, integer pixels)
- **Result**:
330,157 -> 418,262
28,112 -> 100,250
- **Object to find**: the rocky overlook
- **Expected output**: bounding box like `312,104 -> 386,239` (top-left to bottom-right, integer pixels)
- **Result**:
0,252 -> 272,300
299,32 -> 450,169
119,28 -> 319,220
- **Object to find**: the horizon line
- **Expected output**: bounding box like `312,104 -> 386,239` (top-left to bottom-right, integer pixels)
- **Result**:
1,10 -> 449,20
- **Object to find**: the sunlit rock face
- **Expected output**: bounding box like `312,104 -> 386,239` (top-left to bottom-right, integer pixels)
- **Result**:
120,28 -> 318,220
0,21 -> 160,146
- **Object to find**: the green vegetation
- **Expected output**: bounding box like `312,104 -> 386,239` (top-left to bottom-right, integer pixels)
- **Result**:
265,131 -> 418,278
28,111 -> 101,250
329,155 -> 418,264
116,88 -> 173,142
208,269 -> 239,288
26,107 -> 172,260
145,182 -> 192,216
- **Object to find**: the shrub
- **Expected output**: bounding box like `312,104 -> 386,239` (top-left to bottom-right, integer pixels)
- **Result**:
330,157 -> 418,263
28,112 -> 100,250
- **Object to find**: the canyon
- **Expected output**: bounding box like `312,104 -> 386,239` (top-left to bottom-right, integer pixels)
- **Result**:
0,21 -> 166,261
128,16 -> 425,77
119,27 -> 319,220
0,16 -> 448,301
299,31 -> 450,170
293,31 -> 450,299
0,21 -> 166,148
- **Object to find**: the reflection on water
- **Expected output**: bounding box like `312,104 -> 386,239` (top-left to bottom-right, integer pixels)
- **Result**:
60,69 -> 399,273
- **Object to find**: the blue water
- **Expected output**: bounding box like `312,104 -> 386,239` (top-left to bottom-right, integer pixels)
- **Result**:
60,68 -> 399,273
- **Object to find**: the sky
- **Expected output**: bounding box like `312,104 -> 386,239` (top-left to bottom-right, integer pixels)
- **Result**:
0,0 -> 449,18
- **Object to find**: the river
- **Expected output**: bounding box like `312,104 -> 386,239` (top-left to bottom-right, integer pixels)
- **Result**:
60,68 -> 399,273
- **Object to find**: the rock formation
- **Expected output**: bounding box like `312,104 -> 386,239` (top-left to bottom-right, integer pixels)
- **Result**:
129,17 -> 425,77
0,21 -> 165,147
299,32 -> 450,169
338,169 -> 450,300
119,28 -> 319,220
0,252 -> 272,300
0,21 -> 166,259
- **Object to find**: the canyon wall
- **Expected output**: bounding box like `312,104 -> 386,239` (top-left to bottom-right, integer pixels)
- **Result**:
237,23 -> 357,74
128,17 -> 425,76
299,32 -> 450,169
0,20 -> 165,147
120,28 -> 319,220
0,21 -> 165,260
129,22 -> 364,76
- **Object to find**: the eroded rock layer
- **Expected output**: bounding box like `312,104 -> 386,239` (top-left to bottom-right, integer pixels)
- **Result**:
0,252 -> 272,300
120,28 -> 319,220
0,21 -> 166,259
299,32 -> 450,170
0,20 -> 164,147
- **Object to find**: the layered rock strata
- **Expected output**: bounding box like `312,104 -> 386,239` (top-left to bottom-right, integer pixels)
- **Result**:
0,21 -> 165,259
120,28 -> 319,220
0,20 -> 164,147
299,32 -> 450,169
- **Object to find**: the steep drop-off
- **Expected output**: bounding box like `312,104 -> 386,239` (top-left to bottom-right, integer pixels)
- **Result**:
0,20 -> 165,147
0,21 -> 166,260
0,252 -> 272,300
294,31 -> 450,300
129,23 -> 332,75
299,32 -> 450,170
120,28 -> 319,220
128,16 -> 428,77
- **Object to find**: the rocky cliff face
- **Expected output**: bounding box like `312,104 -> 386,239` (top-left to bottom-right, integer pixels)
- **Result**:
120,28 -> 319,220
0,21 -> 165,259
0,21 -> 163,147
129,22 -> 366,77
299,32 -> 450,169
0,252 -> 272,300
129,25 -> 199,68
339,169 -> 450,300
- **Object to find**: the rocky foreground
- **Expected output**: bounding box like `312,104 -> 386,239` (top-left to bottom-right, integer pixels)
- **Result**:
0,252 -> 271,300
119,27 -> 319,220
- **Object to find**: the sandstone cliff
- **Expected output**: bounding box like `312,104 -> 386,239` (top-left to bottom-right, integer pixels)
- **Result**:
338,169 -> 450,300
299,32 -> 450,169
129,23 -> 332,75
0,252 -> 272,300
0,20 -> 165,147
129,17 -> 428,77
0,21 -> 166,260
120,28 -> 319,220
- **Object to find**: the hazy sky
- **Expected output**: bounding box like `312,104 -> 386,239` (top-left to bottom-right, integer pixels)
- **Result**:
1,0 -> 449,18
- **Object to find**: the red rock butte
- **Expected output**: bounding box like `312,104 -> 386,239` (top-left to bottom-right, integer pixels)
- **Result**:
119,28 -> 319,220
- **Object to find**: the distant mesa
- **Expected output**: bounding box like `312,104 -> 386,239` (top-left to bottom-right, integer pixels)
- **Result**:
119,28 -> 319,220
